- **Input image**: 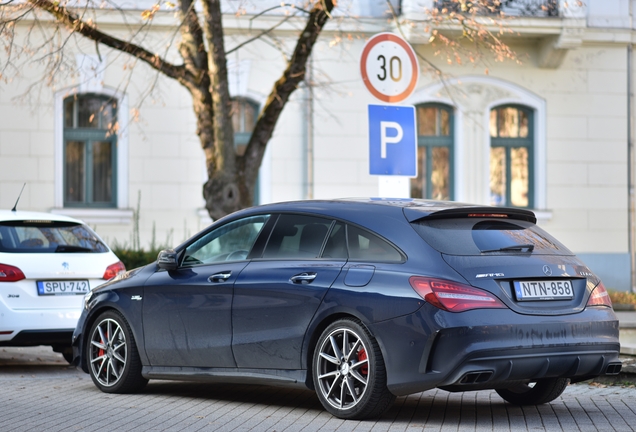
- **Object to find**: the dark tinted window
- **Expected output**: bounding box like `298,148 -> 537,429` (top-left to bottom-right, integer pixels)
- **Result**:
263,215 -> 333,259
0,221 -> 108,253
347,225 -> 403,262
411,218 -> 572,256
323,222 -> 347,259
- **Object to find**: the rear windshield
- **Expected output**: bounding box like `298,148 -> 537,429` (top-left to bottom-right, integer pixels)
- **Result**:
0,221 -> 108,253
410,218 -> 573,256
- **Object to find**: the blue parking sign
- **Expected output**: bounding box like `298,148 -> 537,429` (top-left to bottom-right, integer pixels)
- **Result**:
368,104 -> 417,176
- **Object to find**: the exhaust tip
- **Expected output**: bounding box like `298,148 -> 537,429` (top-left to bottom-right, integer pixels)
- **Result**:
458,370 -> 493,384
605,363 -> 622,375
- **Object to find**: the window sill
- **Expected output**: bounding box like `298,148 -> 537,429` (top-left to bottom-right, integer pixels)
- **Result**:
50,208 -> 133,225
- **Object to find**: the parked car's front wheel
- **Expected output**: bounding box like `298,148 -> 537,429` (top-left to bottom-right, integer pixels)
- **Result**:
496,378 -> 569,405
87,310 -> 147,393
312,318 -> 395,419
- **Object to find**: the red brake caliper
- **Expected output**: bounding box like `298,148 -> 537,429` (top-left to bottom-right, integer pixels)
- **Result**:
358,348 -> 368,376
98,332 -> 107,358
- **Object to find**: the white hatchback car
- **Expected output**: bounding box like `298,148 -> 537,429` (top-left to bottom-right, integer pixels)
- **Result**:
0,210 -> 124,362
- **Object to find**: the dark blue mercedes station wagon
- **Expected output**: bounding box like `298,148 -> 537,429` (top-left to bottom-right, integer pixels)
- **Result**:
72,199 -> 621,419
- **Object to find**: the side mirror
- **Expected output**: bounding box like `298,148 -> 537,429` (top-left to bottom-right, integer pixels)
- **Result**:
157,249 -> 178,271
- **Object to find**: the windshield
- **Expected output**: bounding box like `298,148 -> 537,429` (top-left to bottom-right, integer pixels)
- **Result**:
0,220 -> 108,253
410,218 -> 573,256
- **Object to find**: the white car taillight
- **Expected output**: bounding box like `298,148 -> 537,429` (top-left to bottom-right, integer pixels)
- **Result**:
0,263 -> 26,282
103,261 -> 126,280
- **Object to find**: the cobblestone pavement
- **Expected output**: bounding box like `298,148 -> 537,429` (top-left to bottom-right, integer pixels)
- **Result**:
1,347 -> 635,431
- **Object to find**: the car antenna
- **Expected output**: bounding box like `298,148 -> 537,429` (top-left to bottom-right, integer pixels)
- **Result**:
11,183 -> 26,212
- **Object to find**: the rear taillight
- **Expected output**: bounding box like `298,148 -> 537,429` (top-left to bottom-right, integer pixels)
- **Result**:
587,281 -> 612,308
103,261 -> 126,280
409,276 -> 507,312
0,263 -> 25,282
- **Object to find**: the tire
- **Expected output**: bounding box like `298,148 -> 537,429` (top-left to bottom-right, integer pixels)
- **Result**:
87,310 -> 148,393
495,378 -> 569,405
312,318 -> 395,419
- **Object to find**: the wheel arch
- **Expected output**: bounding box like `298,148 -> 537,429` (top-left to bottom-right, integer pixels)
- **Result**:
80,301 -> 143,372
302,311 -> 383,390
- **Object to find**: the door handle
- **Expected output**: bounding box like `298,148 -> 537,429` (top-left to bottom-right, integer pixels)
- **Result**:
290,272 -> 317,284
208,271 -> 231,283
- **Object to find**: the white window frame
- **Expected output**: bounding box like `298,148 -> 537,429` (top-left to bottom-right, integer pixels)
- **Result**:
52,86 -> 131,224
408,75 -> 548,214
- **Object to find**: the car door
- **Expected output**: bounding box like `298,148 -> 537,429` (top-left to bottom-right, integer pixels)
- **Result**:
232,214 -> 347,369
142,214 -> 271,368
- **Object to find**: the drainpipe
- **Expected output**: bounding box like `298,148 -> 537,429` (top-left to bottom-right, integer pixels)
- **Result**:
630,2 -> 636,293
305,55 -> 315,200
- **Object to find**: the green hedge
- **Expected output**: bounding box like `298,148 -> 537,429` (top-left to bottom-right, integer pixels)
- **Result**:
112,247 -> 162,271
608,289 -> 636,305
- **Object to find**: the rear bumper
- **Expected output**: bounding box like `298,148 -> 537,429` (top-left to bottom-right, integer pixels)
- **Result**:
372,305 -> 621,396
0,329 -> 74,347
436,345 -> 620,392
0,303 -> 81,345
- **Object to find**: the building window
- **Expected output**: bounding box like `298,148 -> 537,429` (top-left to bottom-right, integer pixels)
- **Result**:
410,103 -> 453,200
231,97 -> 259,203
63,94 -> 118,208
490,105 -> 533,208
434,0 -> 558,17
231,98 -> 258,154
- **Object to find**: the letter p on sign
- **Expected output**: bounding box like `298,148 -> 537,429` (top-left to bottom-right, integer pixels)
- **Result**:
380,122 -> 403,158
368,105 -> 417,177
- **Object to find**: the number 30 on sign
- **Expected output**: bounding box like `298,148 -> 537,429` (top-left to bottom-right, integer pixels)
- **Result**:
360,33 -> 419,104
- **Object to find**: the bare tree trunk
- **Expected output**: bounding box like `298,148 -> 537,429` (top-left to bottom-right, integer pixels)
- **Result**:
236,0 -> 335,211
21,0 -> 334,221
200,0 -> 241,219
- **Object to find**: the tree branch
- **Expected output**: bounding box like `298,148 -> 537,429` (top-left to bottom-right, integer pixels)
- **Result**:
28,0 -> 190,84
241,0 -> 335,189
226,14 -> 294,55
177,0 -> 208,80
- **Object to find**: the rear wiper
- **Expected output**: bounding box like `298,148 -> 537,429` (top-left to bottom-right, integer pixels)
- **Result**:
481,244 -> 535,253
55,245 -> 92,253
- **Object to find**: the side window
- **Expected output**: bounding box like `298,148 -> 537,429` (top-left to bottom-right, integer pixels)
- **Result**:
263,214 -> 333,259
347,225 -> 403,262
182,215 -> 270,266
322,222 -> 348,259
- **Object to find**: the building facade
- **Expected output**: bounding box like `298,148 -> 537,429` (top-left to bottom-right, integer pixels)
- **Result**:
0,0 -> 634,290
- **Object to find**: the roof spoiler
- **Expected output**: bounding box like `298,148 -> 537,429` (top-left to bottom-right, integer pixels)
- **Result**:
405,206 -> 537,224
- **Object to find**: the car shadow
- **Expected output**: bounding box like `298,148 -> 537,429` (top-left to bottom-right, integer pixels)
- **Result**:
144,380 -> 321,409
0,346 -> 70,367
140,381 -> 492,425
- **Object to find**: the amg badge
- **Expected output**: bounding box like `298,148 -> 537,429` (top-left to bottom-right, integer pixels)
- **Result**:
476,273 -> 504,278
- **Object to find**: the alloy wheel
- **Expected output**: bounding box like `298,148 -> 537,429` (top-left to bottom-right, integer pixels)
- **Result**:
315,327 -> 370,410
89,317 -> 128,387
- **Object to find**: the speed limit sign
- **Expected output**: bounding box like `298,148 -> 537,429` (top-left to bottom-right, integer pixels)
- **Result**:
360,33 -> 419,103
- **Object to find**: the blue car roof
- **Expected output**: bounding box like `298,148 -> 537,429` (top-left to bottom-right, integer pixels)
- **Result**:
232,198 -> 537,224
